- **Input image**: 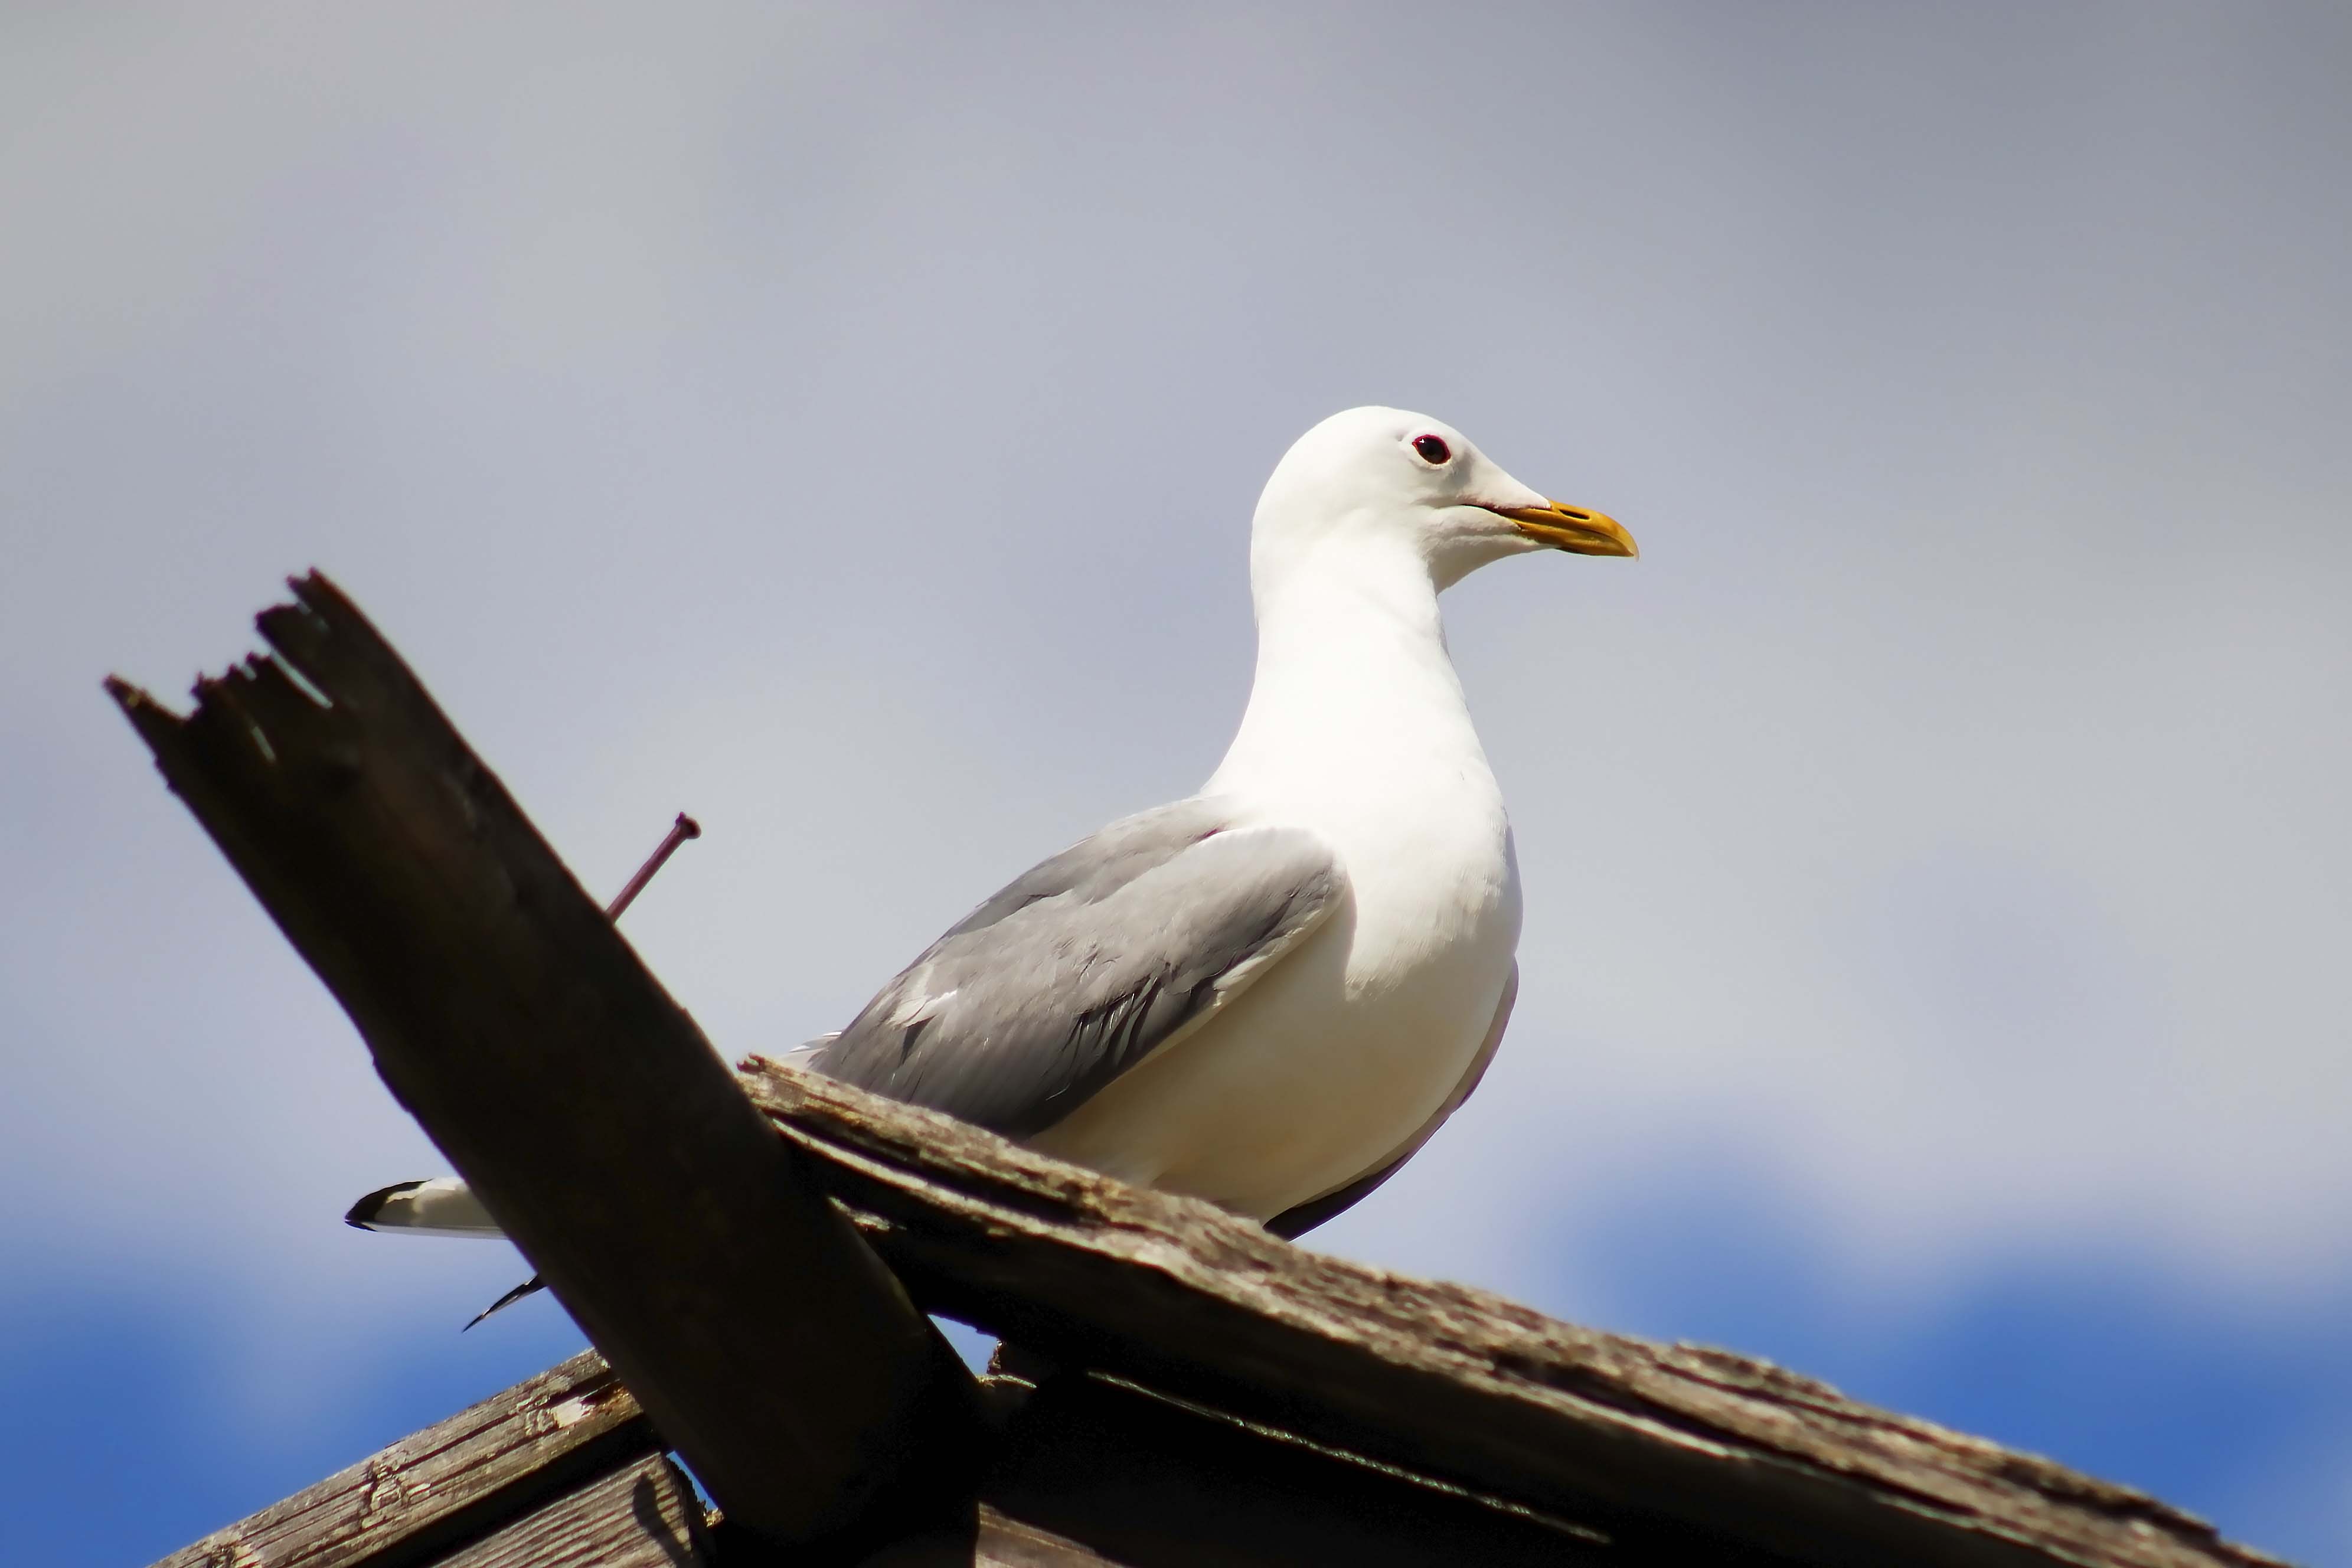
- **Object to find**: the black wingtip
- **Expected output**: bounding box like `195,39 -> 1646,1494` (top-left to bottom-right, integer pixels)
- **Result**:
463,1275 -> 546,1332
345,1180 -> 428,1230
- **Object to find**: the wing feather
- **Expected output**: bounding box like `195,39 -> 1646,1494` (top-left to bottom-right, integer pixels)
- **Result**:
811,799 -> 1344,1137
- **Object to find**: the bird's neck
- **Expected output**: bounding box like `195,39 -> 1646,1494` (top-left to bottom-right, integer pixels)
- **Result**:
1206,540 -> 1487,803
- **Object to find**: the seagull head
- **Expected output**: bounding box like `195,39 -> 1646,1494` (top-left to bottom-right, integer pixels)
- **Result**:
1252,406 -> 1635,592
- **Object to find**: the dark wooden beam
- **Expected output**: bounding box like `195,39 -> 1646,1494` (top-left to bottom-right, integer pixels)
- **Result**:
741,1057 -> 2290,1568
110,574 -> 978,1551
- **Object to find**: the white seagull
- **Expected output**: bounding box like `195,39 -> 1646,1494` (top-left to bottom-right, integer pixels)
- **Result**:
349,406 -> 1636,1308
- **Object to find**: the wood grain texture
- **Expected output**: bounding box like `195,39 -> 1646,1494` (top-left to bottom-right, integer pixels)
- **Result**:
110,574 -> 976,1550
965,1367 -> 1631,1566
741,1056 -> 2291,1568
838,1509 -> 1126,1568
433,1452 -> 708,1568
966,1513 -> 1126,1568
155,1352 -> 649,1568
118,575 -> 2290,1568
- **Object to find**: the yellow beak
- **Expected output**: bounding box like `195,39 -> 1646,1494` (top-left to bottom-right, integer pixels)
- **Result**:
1486,500 -> 1638,558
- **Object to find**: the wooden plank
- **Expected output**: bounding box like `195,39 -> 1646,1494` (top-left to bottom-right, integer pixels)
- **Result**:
741,1057 -> 2289,1568
843,1370 -> 1632,1568
969,1369 -> 1633,1566
110,574 -> 978,1551
966,1512 -> 1125,1568
808,1508 -> 1126,1568
432,1452 -> 709,1568
156,1351 -> 649,1568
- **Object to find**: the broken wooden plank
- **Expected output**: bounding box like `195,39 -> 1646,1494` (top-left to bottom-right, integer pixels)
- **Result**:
740,1056 -> 2289,1568
155,1351 -> 649,1568
110,573 -> 978,1551
433,1451 -> 709,1568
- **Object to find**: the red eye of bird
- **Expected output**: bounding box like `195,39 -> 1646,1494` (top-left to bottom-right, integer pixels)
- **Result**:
1412,435 -> 1451,464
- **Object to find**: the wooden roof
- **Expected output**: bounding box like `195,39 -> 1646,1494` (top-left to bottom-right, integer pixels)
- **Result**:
122,575 -> 2289,1568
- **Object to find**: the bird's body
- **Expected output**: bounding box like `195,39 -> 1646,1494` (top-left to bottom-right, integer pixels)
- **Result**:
348,407 -> 1635,1297
1032,534 -> 1523,1220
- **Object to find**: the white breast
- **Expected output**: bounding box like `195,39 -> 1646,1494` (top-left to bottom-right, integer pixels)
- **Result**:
1029,544 -> 1524,1219
1031,774 -> 1520,1219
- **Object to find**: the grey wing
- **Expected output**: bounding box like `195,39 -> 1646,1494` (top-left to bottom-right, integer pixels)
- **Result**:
1265,961 -> 1517,1239
809,798 -> 1344,1138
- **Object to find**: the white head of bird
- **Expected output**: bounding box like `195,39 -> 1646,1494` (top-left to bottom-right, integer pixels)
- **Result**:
1210,406 -> 1635,805
1249,406 -> 1635,598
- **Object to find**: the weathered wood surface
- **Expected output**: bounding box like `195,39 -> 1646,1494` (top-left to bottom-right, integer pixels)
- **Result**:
156,1352 -> 649,1568
965,1366 -> 1629,1566
824,1507 -> 1124,1568
435,1451 -> 708,1568
142,1357 -> 1152,1568
961,1513 -> 1123,1568
110,573 -> 976,1550
743,1057 -> 2291,1568
120,576 -> 2288,1568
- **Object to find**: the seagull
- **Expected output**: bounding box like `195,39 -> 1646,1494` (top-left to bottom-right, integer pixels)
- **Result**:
348,406 -> 1635,1318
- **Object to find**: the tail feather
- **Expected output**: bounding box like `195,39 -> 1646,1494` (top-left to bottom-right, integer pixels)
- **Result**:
464,1274 -> 546,1331
345,1177 -> 506,1239
347,1177 -> 540,1329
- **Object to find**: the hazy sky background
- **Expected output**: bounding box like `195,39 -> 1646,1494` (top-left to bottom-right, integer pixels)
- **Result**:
4,3 -> 2348,1561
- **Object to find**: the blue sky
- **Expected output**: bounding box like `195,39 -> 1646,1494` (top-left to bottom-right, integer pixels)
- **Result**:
3,4 -> 2347,1562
